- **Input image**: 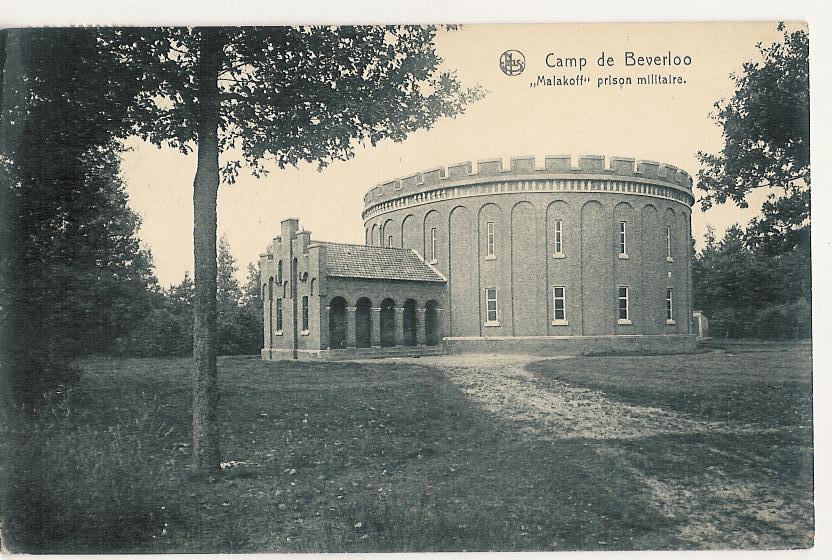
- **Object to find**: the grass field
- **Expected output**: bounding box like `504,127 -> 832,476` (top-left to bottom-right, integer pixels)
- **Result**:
4,341 -> 813,552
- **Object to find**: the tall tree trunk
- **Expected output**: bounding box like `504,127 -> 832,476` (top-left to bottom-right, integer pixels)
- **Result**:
191,27 -> 223,479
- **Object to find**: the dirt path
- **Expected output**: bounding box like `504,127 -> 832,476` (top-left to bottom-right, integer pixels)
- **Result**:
413,353 -> 742,440
397,353 -> 813,549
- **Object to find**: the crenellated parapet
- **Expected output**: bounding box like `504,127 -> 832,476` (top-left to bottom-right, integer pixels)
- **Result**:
362,155 -> 694,219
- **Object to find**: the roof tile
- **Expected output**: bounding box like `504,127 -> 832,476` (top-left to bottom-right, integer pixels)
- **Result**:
322,243 -> 445,283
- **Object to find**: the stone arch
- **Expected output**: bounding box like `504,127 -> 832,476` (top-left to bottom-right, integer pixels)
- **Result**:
614,201 -> 636,255
677,210 -> 691,333
663,206 -> 677,259
511,200 -> 539,336
283,280 -> 289,298
310,278 -> 317,296
425,300 -> 440,346
546,199 -> 569,255
640,203 -> 661,334
423,210 -> 442,261
382,218 -> 395,247
328,296 -> 348,349
580,200 -> 608,335
401,213 -> 419,252
355,297 -> 372,348
449,205 -> 478,336
380,298 -> 396,347
371,223 -> 380,246
478,202 -> 502,257
402,298 -> 418,346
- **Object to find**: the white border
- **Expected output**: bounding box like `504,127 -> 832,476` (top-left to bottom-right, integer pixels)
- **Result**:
1,2 -> 829,560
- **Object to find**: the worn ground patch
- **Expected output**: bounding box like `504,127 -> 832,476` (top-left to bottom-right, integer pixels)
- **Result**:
406,348 -> 813,549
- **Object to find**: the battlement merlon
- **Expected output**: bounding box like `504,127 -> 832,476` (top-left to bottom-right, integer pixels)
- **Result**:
361,154 -> 694,207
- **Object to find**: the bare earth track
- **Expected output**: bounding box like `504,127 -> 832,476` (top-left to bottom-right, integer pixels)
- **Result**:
405,351 -> 814,549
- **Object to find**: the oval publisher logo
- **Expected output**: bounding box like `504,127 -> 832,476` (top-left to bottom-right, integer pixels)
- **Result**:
499,50 -> 526,76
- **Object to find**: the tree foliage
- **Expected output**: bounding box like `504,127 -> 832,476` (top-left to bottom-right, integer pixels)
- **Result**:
98,25 -> 481,476
697,23 -> 809,255
103,26 -> 480,179
1,28 -> 158,551
116,253 -> 263,358
693,23 -> 811,340
693,225 -> 810,339
1,29 -> 153,402
216,237 -> 261,355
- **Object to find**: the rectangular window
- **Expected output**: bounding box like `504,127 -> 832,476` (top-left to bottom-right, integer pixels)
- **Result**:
553,286 -> 566,322
387,235 -> 393,248
276,298 -> 283,332
430,227 -> 437,262
666,225 -> 673,260
619,221 -> 627,256
666,288 -> 674,321
485,287 -> 498,324
301,296 -> 309,332
554,220 -> 563,255
618,286 -> 629,321
486,222 -> 495,257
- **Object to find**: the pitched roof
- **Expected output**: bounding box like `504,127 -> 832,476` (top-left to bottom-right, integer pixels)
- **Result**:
319,242 -> 446,283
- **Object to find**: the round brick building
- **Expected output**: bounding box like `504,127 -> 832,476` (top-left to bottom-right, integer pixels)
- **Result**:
361,154 -> 696,353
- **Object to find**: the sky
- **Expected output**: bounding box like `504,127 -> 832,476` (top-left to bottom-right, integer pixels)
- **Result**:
119,22 -> 793,287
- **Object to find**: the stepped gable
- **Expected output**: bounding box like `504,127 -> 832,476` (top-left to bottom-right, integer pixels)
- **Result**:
321,242 -> 446,283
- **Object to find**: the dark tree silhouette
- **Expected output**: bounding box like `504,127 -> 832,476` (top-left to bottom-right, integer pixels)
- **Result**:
697,23 -> 809,255
100,26 -> 482,477
1,28 -> 150,400
1,28 -> 156,551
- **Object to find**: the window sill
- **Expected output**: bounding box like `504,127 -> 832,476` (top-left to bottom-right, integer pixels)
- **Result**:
551,319 -> 569,326
275,330 -> 284,336
484,321 -> 500,327
429,259 -> 438,265
552,252 -> 565,259
301,330 -> 310,336
618,253 -> 630,260
484,255 -> 496,261
666,257 -> 674,263
617,319 -> 632,325
666,319 -> 676,325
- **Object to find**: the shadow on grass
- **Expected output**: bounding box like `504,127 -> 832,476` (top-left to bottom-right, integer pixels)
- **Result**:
184,357 -> 682,552
598,429 -> 814,549
10,352 -> 810,552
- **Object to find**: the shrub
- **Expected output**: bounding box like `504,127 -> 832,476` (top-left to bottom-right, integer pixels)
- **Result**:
706,300 -> 811,340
